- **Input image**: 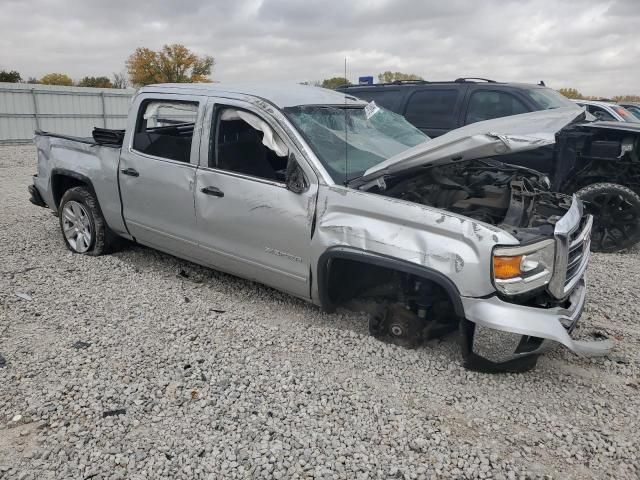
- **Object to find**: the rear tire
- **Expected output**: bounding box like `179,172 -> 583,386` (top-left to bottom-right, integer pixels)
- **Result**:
576,183 -> 640,253
58,186 -> 121,255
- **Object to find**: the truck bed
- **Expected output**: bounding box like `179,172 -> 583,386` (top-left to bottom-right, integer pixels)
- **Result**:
32,131 -> 129,237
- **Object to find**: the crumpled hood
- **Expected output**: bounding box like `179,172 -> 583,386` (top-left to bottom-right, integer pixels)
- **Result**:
354,107 -> 586,186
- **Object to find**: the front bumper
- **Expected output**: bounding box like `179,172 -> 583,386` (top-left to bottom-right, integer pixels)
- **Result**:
462,279 -> 612,363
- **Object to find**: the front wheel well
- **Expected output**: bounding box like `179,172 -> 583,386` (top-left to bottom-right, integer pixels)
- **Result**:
318,250 -> 465,319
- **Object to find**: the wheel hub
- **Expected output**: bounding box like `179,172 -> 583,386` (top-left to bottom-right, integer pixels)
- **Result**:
62,201 -> 92,253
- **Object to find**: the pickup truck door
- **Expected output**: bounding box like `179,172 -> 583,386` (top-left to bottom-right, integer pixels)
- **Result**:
193,99 -> 317,298
119,93 -> 206,260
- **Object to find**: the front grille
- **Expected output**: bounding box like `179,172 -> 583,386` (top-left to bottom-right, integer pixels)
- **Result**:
548,195 -> 592,299
565,221 -> 591,289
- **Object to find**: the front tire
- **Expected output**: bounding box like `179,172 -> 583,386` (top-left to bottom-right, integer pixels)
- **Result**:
576,183 -> 640,253
58,186 -> 120,255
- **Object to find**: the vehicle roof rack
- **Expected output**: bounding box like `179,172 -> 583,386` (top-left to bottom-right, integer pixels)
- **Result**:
454,77 -> 497,83
340,80 -> 429,88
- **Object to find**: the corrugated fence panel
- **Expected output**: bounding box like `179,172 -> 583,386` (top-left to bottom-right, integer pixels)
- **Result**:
0,82 -> 135,143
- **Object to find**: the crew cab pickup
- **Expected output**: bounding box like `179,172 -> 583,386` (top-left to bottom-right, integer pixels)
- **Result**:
29,83 -> 612,372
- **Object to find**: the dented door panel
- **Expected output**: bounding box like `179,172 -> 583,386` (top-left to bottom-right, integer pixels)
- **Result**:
194,169 -> 316,298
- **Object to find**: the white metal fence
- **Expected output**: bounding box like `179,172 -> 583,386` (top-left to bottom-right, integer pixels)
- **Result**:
0,82 -> 135,144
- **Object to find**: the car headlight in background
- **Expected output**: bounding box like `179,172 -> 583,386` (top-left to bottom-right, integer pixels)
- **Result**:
492,239 -> 556,296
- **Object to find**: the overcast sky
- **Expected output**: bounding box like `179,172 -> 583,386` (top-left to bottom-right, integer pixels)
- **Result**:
1,0 -> 638,96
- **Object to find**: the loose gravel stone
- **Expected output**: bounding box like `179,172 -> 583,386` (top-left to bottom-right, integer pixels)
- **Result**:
1,144 -> 639,479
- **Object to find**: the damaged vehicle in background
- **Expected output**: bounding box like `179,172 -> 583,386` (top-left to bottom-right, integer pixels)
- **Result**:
340,80 -> 640,252
29,84 -> 611,373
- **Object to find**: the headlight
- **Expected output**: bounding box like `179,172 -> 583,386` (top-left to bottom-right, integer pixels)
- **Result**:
492,239 -> 555,296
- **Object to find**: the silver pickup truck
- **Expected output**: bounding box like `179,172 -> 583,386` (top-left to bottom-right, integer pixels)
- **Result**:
29,83 -> 612,372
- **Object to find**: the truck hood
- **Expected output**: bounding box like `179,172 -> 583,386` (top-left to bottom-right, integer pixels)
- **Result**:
352,107 -> 586,187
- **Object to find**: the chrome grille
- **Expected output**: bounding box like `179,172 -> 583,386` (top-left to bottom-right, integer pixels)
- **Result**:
548,195 -> 592,299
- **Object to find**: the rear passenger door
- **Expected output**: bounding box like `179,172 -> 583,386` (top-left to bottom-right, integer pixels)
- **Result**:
119,93 -> 206,259
402,88 -> 466,137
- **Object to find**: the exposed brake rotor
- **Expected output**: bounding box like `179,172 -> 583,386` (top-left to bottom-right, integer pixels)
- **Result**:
369,304 -> 424,349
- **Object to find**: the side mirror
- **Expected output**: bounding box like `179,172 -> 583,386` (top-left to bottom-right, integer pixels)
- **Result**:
285,153 -> 307,194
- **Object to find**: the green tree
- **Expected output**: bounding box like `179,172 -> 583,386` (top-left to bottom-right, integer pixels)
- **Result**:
77,76 -> 113,88
40,73 -> 73,86
126,44 -> 214,86
377,71 -> 423,83
0,70 -> 22,82
320,77 -> 351,89
558,88 -> 584,100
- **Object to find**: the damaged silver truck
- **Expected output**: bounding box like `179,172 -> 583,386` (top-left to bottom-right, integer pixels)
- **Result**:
29,84 -> 613,372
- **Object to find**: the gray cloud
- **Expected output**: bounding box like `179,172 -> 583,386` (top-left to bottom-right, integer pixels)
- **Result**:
0,0 -> 638,96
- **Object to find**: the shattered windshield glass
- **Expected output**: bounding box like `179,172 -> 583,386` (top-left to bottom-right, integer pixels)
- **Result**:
285,105 -> 429,182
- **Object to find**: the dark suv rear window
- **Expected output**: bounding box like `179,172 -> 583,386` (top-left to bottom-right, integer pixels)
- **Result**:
404,89 -> 460,128
349,89 -> 402,112
465,90 -> 528,124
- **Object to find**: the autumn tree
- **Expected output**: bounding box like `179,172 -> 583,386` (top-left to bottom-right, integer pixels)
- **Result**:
321,77 -> 351,89
558,88 -> 584,99
40,73 -> 73,86
77,76 -> 113,88
0,70 -> 22,82
613,94 -> 640,102
377,71 -> 424,83
126,44 -> 214,86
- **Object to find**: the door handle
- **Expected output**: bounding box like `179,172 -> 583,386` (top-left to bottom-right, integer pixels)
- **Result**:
200,186 -> 224,197
121,168 -> 139,177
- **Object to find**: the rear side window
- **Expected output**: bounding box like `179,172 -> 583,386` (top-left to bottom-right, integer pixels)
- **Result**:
465,91 -> 529,124
404,89 -> 460,128
133,100 -> 199,163
351,90 -> 402,111
587,105 -> 616,121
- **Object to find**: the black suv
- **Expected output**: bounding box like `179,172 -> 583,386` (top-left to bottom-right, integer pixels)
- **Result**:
338,79 -> 640,253
338,78 -> 579,137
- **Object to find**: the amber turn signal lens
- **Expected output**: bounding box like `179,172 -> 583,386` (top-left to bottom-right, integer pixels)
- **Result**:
493,255 -> 523,280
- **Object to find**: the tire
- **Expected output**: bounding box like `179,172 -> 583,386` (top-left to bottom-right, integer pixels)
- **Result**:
58,186 -> 121,256
576,183 -> 640,253
458,319 -> 539,373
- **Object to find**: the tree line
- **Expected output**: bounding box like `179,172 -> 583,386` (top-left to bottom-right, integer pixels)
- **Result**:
0,44 -> 213,88
558,88 -> 640,103
3,47 -> 637,102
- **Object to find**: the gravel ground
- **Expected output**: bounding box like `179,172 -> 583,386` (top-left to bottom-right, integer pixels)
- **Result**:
1,144 -> 639,480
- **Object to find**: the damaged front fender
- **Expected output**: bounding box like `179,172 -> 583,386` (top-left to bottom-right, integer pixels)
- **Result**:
311,185 -> 519,303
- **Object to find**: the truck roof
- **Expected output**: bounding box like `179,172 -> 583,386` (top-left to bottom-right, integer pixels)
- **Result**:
141,83 -> 365,109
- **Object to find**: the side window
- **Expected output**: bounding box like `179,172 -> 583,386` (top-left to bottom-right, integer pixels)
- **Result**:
404,89 -> 460,128
353,90 -> 402,112
588,105 -> 615,121
133,100 -> 198,162
212,108 -> 289,182
465,91 -> 529,124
